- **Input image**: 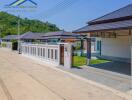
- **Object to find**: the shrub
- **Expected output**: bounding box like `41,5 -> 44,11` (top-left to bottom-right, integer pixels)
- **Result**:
11,40 -> 18,50
2,43 -> 6,47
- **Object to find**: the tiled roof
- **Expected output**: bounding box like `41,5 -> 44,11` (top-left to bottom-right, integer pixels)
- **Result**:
74,4 -> 132,33
42,31 -> 80,37
3,35 -> 19,40
89,4 -> 132,24
20,32 -> 44,40
74,19 -> 132,32
3,31 -> 85,41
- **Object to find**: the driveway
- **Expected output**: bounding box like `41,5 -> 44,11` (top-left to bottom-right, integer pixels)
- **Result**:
0,49 -> 131,100
59,63 -> 131,92
91,62 -> 131,76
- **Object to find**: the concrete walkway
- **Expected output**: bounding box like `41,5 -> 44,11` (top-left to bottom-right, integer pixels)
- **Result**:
0,49 -> 132,100
59,65 -> 131,92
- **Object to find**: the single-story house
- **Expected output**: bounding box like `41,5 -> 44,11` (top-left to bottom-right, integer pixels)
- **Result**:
41,31 -> 86,44
2,35 -> 19,42
74,4 -> 132,63
2,31 -> 86,51
20,32 -> 44,43
2,31 -> 85,43
2,32 -> 44,43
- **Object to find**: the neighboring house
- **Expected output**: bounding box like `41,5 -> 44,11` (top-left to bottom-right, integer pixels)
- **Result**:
2,35 -> 19,42
41,31 -> 85,44
74,4 -> 132,63
2,35 -> 19,49
20,31 -> 44,43
2,31 -> 86,50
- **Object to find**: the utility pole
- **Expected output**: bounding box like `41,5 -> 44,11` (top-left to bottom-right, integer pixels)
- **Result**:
0,29 -> 1,47
17,16 -> 21,54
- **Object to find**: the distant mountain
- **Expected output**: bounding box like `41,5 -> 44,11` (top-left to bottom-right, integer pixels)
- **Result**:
0,12 -> 60,37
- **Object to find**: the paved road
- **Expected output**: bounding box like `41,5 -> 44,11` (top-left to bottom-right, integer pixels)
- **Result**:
0,49 -> 131,100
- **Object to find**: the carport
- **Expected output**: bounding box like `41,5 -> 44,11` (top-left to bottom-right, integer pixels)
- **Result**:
73,4 -> 132,76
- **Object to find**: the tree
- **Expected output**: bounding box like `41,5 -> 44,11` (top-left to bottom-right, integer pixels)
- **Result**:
0,12 -> 60,37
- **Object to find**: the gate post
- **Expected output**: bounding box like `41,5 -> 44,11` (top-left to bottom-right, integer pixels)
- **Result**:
86,38 -> 91,65
64,43 -> 73,68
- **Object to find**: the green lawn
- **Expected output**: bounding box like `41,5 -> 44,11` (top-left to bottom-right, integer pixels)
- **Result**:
73,56 -> 111,67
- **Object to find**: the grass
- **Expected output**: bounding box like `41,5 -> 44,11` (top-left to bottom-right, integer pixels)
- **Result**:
73,56 -> 87,67
73,56 -> 111,67
90,59 -> 111,65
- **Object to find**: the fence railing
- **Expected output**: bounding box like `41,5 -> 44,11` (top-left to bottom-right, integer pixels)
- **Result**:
21,44 -> 60,66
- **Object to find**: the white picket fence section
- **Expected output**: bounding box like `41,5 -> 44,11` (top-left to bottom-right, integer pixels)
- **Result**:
21,44 -> 60,66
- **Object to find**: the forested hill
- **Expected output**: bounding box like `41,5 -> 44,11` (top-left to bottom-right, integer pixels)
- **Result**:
0,12 -> 60,37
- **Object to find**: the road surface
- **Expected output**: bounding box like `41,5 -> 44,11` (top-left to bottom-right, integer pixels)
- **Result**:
0,48 -> 131,100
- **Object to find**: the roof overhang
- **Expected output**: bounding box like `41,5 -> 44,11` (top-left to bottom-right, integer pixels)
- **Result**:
74,19 -> 132,33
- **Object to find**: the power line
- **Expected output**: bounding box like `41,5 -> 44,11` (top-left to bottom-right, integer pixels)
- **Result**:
41,0 -> 80,18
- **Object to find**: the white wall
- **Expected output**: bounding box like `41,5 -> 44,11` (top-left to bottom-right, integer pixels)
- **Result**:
21,44 -> 60,66
101,35 -> 132,59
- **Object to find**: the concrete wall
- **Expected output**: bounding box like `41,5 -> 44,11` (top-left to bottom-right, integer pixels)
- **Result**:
101,36 -> 132,59
95,34 -> 132,63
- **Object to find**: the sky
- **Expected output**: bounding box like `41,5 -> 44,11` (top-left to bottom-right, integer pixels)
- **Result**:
0,0 -> 132,31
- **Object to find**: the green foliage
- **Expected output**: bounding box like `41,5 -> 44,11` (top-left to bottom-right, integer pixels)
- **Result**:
1,43 -> 6,47
0,12 -> 60,37
73,42 -> 82,50
12,41 -> 18,50
75,46 -> 81,50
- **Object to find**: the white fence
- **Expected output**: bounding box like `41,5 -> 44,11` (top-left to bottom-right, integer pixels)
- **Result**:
21,44 -> 60,66
1,42 -> 12,49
